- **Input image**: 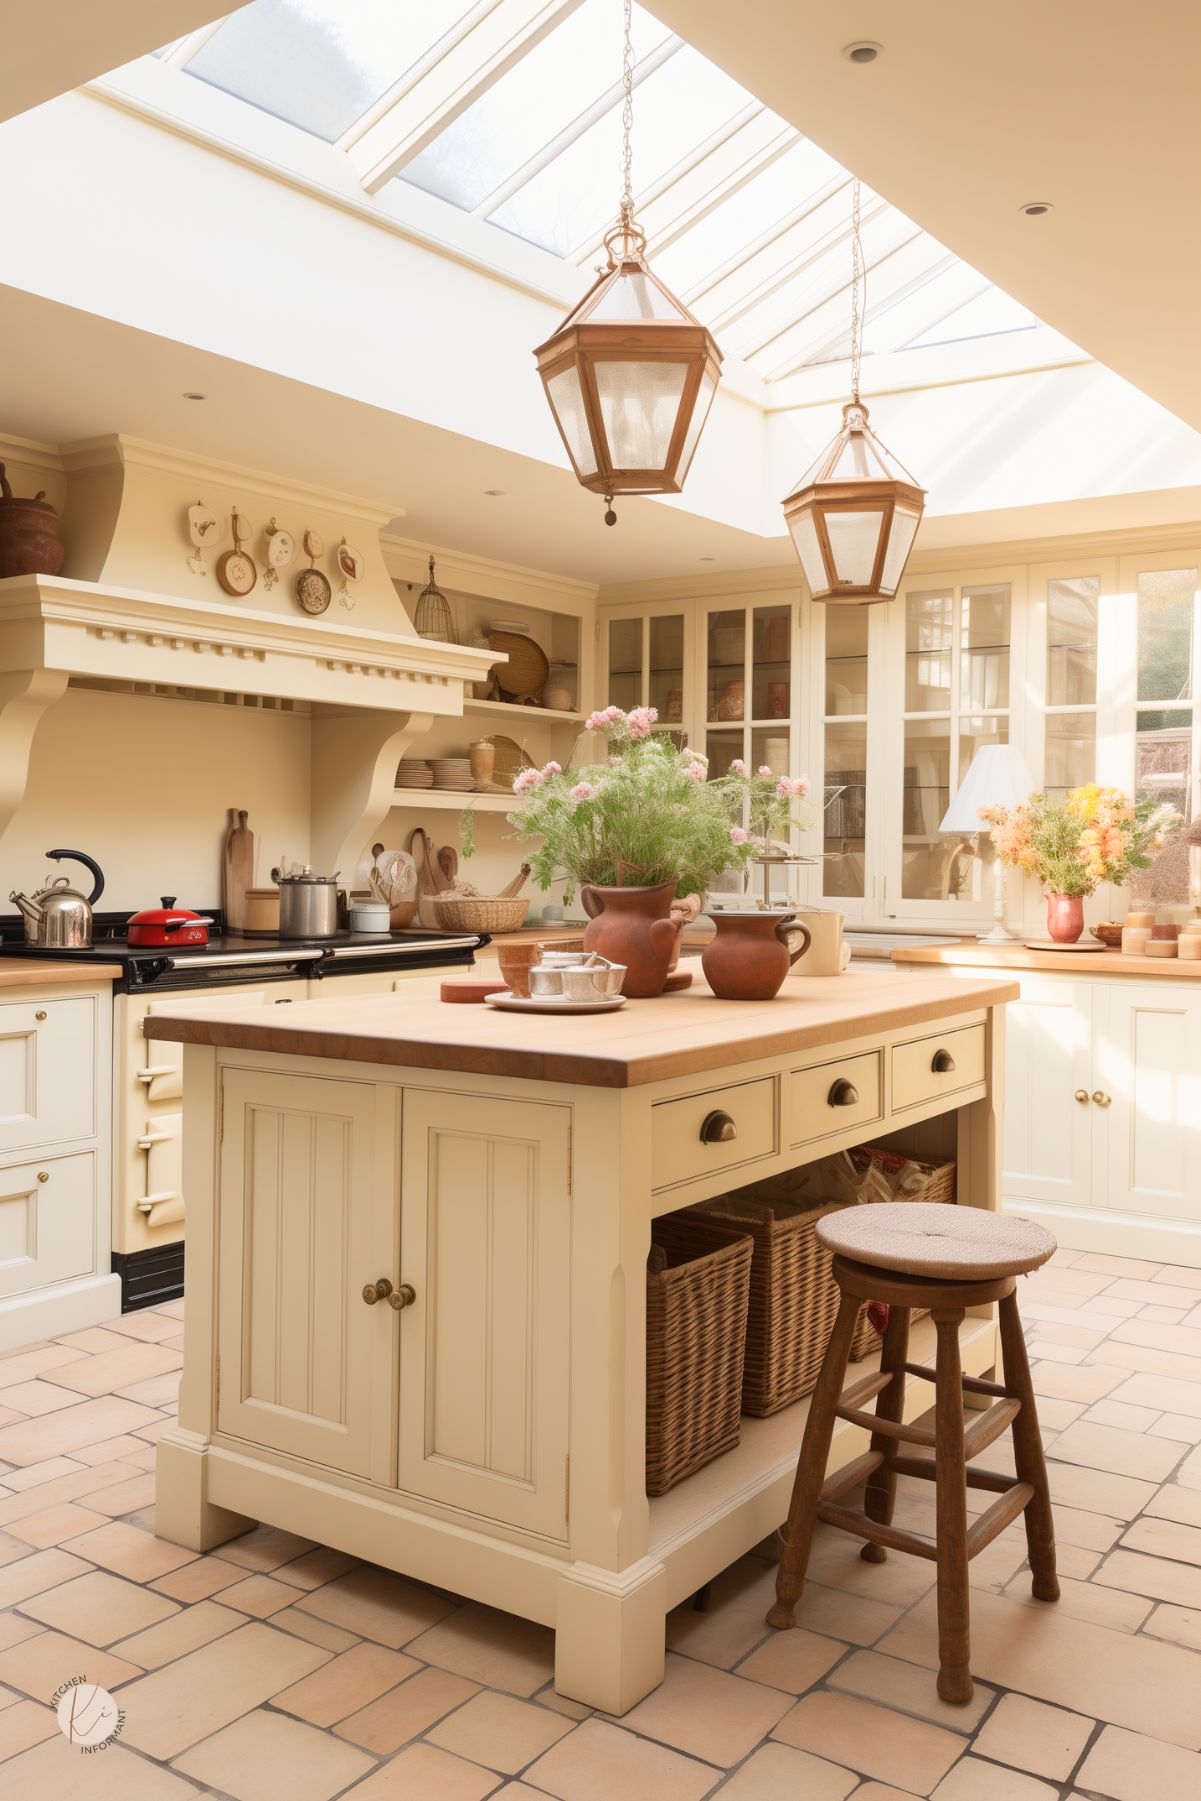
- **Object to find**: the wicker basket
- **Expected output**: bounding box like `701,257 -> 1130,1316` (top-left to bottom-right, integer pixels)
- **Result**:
432,896 -> 529,933
646,1213 -> 753,1496
848,1148 -> 956,1356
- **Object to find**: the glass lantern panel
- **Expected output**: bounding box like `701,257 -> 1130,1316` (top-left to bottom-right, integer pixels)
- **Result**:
546,365 -> 597,477
676,368 -> 718,482
594,361 -> 687,470
824,510 -> 883,588
879,505 -> 921,597
1047,576 -> 1099,706
824,723 -> 867,899
587,272 -> 691,324
786,506 -> 827,595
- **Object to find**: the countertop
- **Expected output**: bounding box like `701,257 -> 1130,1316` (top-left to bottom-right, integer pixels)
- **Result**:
143,967 -> 1017,1089
892,940 -> 1201,979
0,958 -> 123,987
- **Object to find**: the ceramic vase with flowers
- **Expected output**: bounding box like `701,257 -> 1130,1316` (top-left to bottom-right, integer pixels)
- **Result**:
981,784 -> 1182,944
500,706 -> 811,997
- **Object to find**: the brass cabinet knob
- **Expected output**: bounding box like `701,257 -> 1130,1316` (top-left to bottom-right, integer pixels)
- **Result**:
1092,1090 -> 1112,1108
828,1079 -> 859,1107
362,1278 -> 394,1306
931,1048 -> 956,1073
700,1110 -> 737,1144
37,1170 -> 49,1183
1074,1089 -> 1090,1104
34,1010 -> 47,1022
388,1283 -> 417,1311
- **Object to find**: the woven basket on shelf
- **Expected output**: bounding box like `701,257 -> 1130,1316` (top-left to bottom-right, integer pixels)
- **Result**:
432,896 -> 529,933
645,1213 -> 753,1496
847,1148 -> 956,1352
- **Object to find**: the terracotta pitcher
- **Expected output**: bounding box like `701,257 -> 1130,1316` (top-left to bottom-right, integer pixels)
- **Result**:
701,911 -> 812,1001
0,465 -> 65,579
579,880 -> 682,997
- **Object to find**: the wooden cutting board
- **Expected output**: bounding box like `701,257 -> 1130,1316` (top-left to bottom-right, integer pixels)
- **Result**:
222,808 -> 254,932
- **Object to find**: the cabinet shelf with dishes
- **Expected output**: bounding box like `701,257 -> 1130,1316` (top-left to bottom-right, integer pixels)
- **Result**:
389,790 -> 514,812
463,697 -> 588,725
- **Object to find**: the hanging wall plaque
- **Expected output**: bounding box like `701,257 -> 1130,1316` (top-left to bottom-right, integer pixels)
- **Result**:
186,501 -> 218,577
336,538 -> 364,609
262,517 -> 295,590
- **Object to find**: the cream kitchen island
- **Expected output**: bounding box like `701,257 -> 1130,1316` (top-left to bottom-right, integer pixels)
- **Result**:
147,967 -> 1016,1713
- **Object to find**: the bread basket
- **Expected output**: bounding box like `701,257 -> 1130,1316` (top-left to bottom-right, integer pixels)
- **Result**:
433,896 -> 530,933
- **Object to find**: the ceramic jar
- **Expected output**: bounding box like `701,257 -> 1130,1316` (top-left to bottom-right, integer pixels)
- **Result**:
579,880 -> 682,997
0,465 -> 64,578
701,911 -> 812,1001
1046,894 -> 1084,944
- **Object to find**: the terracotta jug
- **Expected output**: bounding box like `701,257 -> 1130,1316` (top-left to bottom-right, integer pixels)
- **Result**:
701,911 -> 812,1001
1046,893 -> 1084,944
579,880 -> 682,997
0,465 -> 65,579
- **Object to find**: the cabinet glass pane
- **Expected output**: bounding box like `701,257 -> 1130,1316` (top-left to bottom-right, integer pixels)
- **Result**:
607,618 -> 642,712
824,724 -> 866,899
752,726 -> 792,780
905,591 -> 953,710
825,608 -> 868,715
960,584 -> 1010,710
751,606 -> 792,722
902,721 -> 950,899
706,728 -> 742,779
1134,706 -> 1194,904
649,614 -> 685,723
708,609 -> 746,721
1137,568 -> 1196,704
1047,576 -> 1098,706
958,715 -> 1008,787
1045,712 -> 1095,799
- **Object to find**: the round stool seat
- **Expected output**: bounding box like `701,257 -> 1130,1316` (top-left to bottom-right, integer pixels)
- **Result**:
816,1203 -> 1055,1281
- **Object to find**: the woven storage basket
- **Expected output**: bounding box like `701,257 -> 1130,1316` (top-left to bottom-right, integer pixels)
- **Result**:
646,1213 -> 753,1496
848,1148 -> 955,1356
432,896 -> 529,932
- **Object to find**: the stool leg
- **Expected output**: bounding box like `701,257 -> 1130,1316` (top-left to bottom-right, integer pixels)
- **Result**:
998,1289 -> 1060,1603
932,1308 -> 972,1705
768,1290 -> 860,1630
860,1302 -> 910,1563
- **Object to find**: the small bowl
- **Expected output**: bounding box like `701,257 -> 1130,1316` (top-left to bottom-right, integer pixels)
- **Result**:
1091,922 -> 1124,947
496,937 -> 587,998
561,964 -> 627,1001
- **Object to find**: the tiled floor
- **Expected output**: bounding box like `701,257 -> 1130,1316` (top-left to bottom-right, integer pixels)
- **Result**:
1,1253 -> 1200,1798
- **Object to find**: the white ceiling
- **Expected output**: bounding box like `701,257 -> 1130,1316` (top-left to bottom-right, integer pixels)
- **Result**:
646,0 -> 1201,430
0,1 -> 244,122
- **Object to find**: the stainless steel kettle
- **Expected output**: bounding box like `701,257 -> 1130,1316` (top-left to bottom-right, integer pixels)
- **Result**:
10,849 -> 105,949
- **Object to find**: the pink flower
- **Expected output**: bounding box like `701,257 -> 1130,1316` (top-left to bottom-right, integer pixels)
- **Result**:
626,706 -> 658,741
684,761 -> 707,781
585,705 -> 624,732
758,764 -> 773,779
775,774 -> 809,799
730,758 -> 747,777
542,761 -> 562,778
570,781 -> 596,802
608,755 -> 622,766
512,767 -> 541,793
730,826 -> 749,845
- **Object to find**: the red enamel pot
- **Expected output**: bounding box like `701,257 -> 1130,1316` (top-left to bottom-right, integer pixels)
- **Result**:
127,897 -> 214,947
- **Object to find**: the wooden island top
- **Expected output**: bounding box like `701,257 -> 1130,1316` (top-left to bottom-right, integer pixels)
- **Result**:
144,966 -> 1017,1088
0,958 -> 123,987
892,939 -> 1201,979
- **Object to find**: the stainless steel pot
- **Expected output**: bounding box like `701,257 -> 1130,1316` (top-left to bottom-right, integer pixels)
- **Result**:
273,869 -> 341,939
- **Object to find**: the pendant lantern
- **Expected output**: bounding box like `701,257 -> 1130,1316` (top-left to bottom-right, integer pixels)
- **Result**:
782,180 -> 925,601
533,0 -> 721,525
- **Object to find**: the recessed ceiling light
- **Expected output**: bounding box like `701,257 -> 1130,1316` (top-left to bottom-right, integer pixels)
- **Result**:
842,41 -> 881,63
182,391 -> 207,401
1020,201 -> 1053,217
483,488 -> 505,496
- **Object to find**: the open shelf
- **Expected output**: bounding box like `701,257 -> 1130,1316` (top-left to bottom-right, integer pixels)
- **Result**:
390,789 -> 512,811
463,698 -> 586,724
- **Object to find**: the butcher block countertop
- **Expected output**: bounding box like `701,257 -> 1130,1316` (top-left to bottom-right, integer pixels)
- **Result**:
144,967 -> 1016,1089
0,958 -> 123,987
892,940 -> 1201,979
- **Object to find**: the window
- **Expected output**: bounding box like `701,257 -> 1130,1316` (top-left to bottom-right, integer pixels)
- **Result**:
822,608 -> 868,900
1044,575 -> 1099,800
1132,567 -> 1199,905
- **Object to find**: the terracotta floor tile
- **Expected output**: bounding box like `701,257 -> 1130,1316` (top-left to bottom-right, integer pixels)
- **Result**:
930,1755 -> 1056,1800
1085,1398 -> 1162,1432
406,1603 -> 554,1696
1002,1571 -> 1151,1631
336,1665 -> 479,1754
216,1573 -> 306,1617
1094,1547 -> 1201,1608
114,1374 -> 181,1409
273,1545 -> 360,1590
0,1611 -> 41,1651
535,1684 -> 590,1721
217,1523 -> 316,1571
1023,1267 -> 1112,1296
19,1568 -> 179,1645
878,1585 -> 1201,1750
1143,1603 -> 1201,1652
0,1397 -> 161,1467
273,1641 -> 420,1726
53,1327 -> 133,1355
112,1598 -> 245,1668
117,1620 -> 330,1759
148,1553 -> 246,1602
1047,1461 -> 1158,1522
1180,1445 -> 1201,1491
0,1380 -> 94,1417
1073,1252 -> 1162,1278
1029,1363 -> 1122,1404
826,1648 -> 995,1731
297,1566 -> 458,1651
1048,1420 -> 1183,1482
1089,1341 -> 1201,1384
666,1556 -> 780,1668
0,1456 -> 86,1491
0,1459 -> 133,1525
0,1697 -> 59,1760
1120,1514 -> 1201,1564
151,1298 -> 186,1318
1108,1320 -> 1201,1361
1027,1340 -> 1087,1366
60,1518 -> 196,1581
52,1344 -> 181,1399
852,1787 -> 925,1801
79,1473 -> 158,1515
343,1740 -> 502,1801
734,1625 -> 845,1694
1046,1501 -> 1124,1552
1155,1265 -> 1201,1290
101,1310 -> 183,1343
272,1603 -> 362,1654
0,1626 -> 142,1699
1056,1544 -> 1102,1580
970,1692 -> 1094,1780
0,1347 -> 80,1387
616,1653 -> 792,1768
771,1689 -> 964,1793
791,1579 -> 903,1645
7,1502 -> 111,1546
523,1717 -> 716,1801
0,1546 -> 91,1608
172,1705 -> 375,1801
1106,1278 -> 1201,1308
3,1731 -> 198,1796
711,1741 -> 857,1800
805,1525 -> 938,1607
427,1689 -> 573,1773
1139,1304 -> 1187,1323
1149,1412 -> 1201,1444
1076,1722 -> 1201,1801
1089,1296 -> 1145,1318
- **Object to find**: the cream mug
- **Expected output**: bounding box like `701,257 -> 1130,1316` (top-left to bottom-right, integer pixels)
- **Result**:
790,909 -> 851,975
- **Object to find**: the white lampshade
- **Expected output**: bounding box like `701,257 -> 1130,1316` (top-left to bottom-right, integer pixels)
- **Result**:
940,744 -> 1035,834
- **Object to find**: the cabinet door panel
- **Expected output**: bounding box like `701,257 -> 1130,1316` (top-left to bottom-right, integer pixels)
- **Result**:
0,1151 -> 95,1298
1002,977 -> 1093,1209
398,1092 -> 571,1539
217,1069 -> 392,1478
0,997 -> 96,1152
1100,984 -> 1201,1222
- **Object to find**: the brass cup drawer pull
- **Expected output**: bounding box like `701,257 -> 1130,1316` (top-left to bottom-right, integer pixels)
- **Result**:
35,1010 -> 47,1022
1092,1090 -> 1112,1108
1074,1088 -> 1090,1104
828,1078 -> 859,1107
700,1110 -> 737,1145
37,1170 -> 50,1183
931,1048 -> 956,1073
362,1278 -> 417,1310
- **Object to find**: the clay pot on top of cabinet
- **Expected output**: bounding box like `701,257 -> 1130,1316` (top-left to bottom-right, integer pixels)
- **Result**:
580,880 -> 683,997
0,464 -> 64,578
701,911 -> 812,1001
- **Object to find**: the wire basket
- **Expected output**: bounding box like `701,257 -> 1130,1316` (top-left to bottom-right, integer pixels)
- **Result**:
413,555 -> 456,643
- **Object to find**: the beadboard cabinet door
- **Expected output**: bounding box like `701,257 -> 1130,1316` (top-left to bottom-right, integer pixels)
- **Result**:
1099,982 -> 1201,1223
397,1090 -> 572,1540
217,1068 -> 394,1481
1001,976 -> 1095,1212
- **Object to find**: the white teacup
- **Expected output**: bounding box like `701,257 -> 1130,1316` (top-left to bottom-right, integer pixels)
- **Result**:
790,909 -> 851,975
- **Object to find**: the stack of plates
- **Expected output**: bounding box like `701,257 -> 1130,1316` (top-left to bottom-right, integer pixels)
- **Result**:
396,758 -> 432,789
431,757 -> 473,791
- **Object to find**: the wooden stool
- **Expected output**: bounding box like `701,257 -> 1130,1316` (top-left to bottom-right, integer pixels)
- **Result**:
767,1203 -> 1059,1704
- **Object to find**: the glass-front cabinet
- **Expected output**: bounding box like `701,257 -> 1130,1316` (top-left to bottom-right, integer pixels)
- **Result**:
602,603 -> 688,745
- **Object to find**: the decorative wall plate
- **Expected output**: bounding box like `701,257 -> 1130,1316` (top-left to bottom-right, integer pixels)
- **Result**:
336,538 -> 363,609
488,630 -> 550,701
262,517 -> 295,590
186,501 -> 218,576
216,509 -> 257,597
296,567 -> 332,615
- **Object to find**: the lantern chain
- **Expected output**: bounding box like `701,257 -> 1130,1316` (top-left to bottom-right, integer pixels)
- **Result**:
849,175 -> 864,403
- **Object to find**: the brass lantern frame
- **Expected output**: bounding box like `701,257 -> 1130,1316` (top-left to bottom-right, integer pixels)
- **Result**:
782,400 -> 925,604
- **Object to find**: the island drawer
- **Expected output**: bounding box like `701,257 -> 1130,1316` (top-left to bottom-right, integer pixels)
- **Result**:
651,1076 -> 777,1192
788,1050 -> 883,1147
892,1023 -> 986,1111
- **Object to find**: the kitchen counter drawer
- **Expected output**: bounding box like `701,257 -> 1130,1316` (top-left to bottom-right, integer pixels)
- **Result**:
893,1024 -> 986,1112
651,1076 -> 777,1191
789,1050 -> 883,1147
0,1149 -> 96,1298
0,995 -> 97,1152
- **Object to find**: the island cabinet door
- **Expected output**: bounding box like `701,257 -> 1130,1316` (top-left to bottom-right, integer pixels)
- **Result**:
1002,977 -> 1094,1211
396,1091 -> 572,1541
216,1069 -> 394,1481
1097,983 -> 1201,1223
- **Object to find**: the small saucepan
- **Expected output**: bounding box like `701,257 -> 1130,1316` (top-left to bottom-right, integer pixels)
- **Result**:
127,898 -> 214,948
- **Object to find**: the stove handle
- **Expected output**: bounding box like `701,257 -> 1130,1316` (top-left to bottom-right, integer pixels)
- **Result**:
136,1065 -> 177,1086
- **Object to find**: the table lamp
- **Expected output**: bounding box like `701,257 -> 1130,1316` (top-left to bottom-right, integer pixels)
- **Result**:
939,744 -> 1035,943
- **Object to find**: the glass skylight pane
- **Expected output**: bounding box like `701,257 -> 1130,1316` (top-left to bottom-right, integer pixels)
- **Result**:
487,46 -> 753,256
185,0 -> 474,141
726,208 -> 911,361
907,282 -> 1037,347
401,0 -> 672,214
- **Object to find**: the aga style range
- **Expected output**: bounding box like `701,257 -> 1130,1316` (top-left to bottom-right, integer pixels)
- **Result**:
0,912 -> 487,1320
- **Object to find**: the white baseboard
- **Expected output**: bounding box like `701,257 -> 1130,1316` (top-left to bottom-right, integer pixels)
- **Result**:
1003,1196 -> 1201,1269
0,1273 -> 123,1354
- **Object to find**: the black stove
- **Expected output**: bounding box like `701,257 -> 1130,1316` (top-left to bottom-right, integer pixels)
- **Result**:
0,911 -> 488,992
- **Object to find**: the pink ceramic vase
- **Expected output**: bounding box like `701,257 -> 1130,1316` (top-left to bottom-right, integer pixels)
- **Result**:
1046,893 -> 1084,944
